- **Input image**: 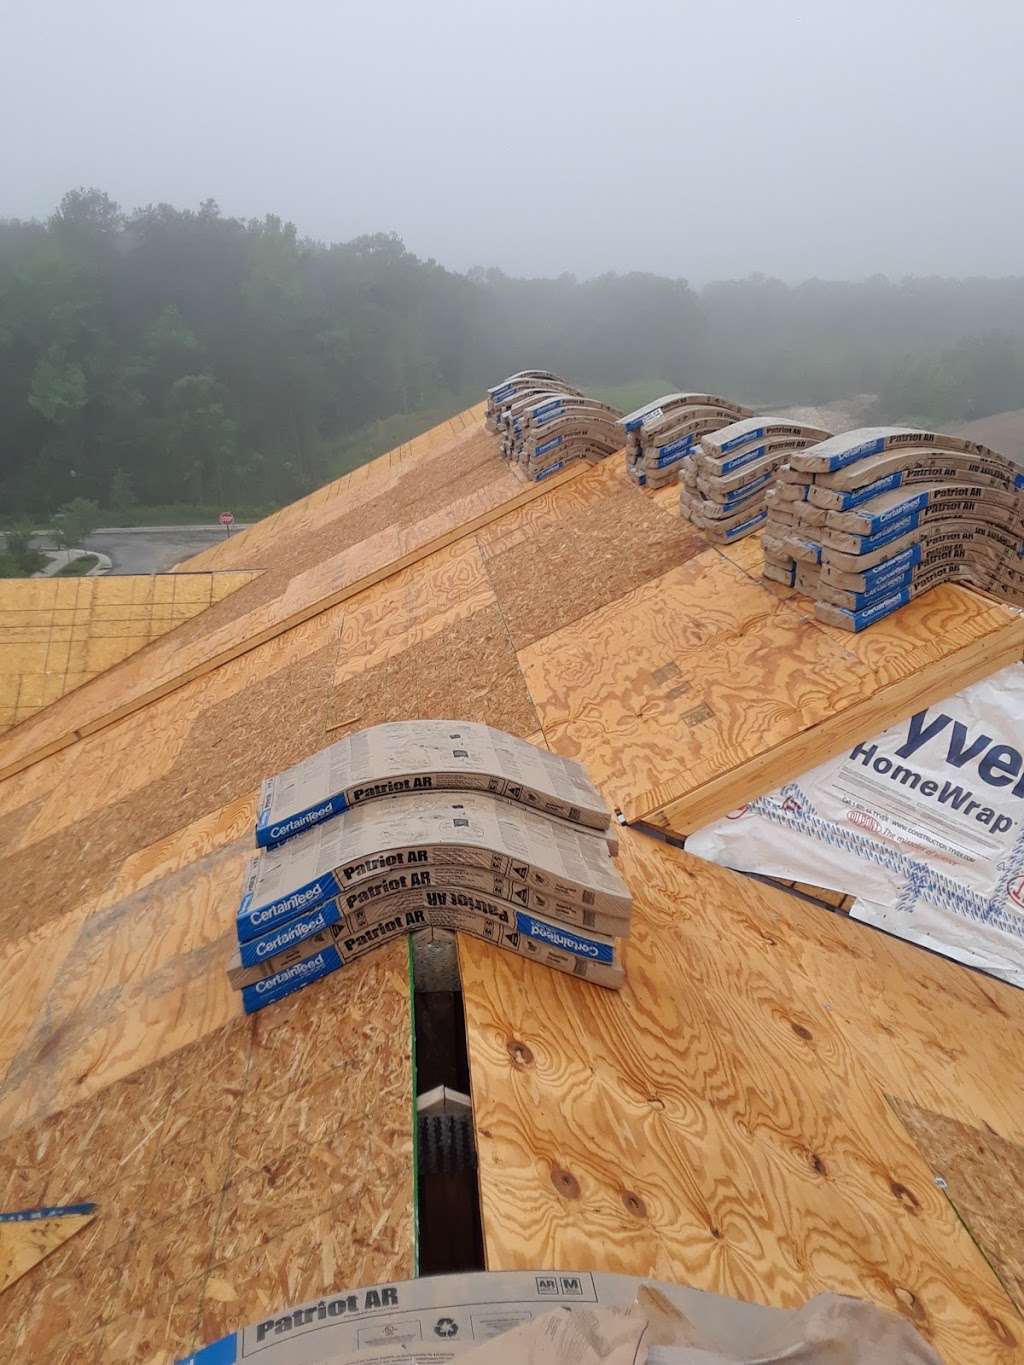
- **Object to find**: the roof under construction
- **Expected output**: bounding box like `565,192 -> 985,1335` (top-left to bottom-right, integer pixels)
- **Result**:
1,405 -> 1023,1363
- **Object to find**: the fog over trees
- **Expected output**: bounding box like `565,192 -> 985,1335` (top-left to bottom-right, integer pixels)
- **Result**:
2,189 -> 1023,523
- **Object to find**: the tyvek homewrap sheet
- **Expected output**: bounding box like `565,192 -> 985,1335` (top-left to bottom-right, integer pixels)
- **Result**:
686,663 -> 1024,987
256,721 -> 611,848
176,1270 -> 941,1365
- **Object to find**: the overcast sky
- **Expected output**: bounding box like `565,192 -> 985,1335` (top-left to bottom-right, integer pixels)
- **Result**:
2,0 -> 1021,283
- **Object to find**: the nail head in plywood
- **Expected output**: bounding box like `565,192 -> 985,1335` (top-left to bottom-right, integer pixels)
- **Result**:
890,1098 -> 1024,1316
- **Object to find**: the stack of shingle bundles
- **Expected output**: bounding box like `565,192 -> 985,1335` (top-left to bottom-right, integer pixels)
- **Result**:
620,393 -> 753,489
679,417 -> 832,544
504,395 -> 625,482
485,372 -> 581,433
767,427 -> 1024,629
229,721 -> 632,1013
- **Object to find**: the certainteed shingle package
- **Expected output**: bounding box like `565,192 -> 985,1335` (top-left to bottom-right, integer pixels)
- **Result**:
239,791 -> 630,942
255,720 -> 611,848
232,723 -> 632,1012
762,427 -> 1024,627
229,889 -> 624,997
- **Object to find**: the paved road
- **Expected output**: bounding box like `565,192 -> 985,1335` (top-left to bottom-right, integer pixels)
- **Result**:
79,525 -> 249,574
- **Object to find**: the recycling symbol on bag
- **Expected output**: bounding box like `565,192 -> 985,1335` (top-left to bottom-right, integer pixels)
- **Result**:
434,1317 -> 459,1339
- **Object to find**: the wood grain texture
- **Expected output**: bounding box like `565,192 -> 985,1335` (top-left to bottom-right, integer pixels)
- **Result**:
482,460 -> 707,650
460,827 -> 1024,1363
0,1209 -> 94,1293
0,940 -> 412,1364
891,1099 -> 1024,1316
518,549 -> 1024,830
0,419 -> 583,783
179,403 -> 489,573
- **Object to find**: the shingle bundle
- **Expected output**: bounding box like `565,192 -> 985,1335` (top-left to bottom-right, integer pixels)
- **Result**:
501,393 -> 625,482
762,427 -> 1024,629
230,721 -> 632,1013
678,417 -> 832,543
620,393 -> 753,490
485,371 -> 582,433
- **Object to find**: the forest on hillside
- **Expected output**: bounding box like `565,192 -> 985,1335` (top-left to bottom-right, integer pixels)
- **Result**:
3,188 -> 1024,526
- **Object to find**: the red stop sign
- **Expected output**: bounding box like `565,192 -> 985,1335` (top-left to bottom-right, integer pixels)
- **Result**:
219,512 -> 235,526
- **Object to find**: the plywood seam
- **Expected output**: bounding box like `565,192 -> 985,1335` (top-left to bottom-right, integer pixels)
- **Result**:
885,1094 -> 1024,1322
0,463 -> 587,787
640,623 -> 1024,830
476,532 -> 546,735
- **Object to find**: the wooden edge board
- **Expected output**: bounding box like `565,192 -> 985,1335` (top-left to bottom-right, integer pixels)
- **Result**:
639,619 -> 1024,834
0,461 -> 587,786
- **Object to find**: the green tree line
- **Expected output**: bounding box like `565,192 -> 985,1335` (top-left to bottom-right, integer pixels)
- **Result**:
2,189 -> 1023,523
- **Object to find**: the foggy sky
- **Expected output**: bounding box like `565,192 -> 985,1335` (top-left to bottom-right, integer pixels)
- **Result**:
2,0 -> 1021,283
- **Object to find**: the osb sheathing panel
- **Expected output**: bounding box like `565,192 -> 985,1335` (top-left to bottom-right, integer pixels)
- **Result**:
0,623 -> 339,945
0,945 -> 412,1362
333,540 -> 495,686
330,602 -> 539,740
481,461 -> 707,650
519,551 -> 1024,831
0,571 -> 256,735
459,827 -> 1024,1364
891,1098 -> 1024,1315
0,414 -> 585,781
181,403 -> 487,573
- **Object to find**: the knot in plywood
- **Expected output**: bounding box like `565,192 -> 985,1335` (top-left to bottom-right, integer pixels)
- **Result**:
889,1179 -> 922,1213
506,1037 -> 534,1068
550,1166 -> 581,1200
621,1190 -> 647,1219
892,1285 -> 929,1328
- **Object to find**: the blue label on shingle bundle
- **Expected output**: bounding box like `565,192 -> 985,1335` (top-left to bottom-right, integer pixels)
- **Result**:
841,587 -> 912,631
514,912 -> 614,963
256,794 -> 348,849
722,510 -> 767,540
823,436 -> 887,470
831,471 -> 904,509
722,471 -> 772,505
177,1334 -> 238,1365
719,441 -> 769,475
653,444 -> 693,469
535,435 -> 563,456
0,1203 -> 97,1223
840,569 -> 914,610
535,459 -> 566,481
238,898 -> 344,963
856,490 -> 929,535
237,874 -> 342,943
532,400 -> 564,424
719,426 -> 765,454
847,511 -> 919,554
859,544 -> 922,591
655,433 -> 697,461
241,948 -> 343,1014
